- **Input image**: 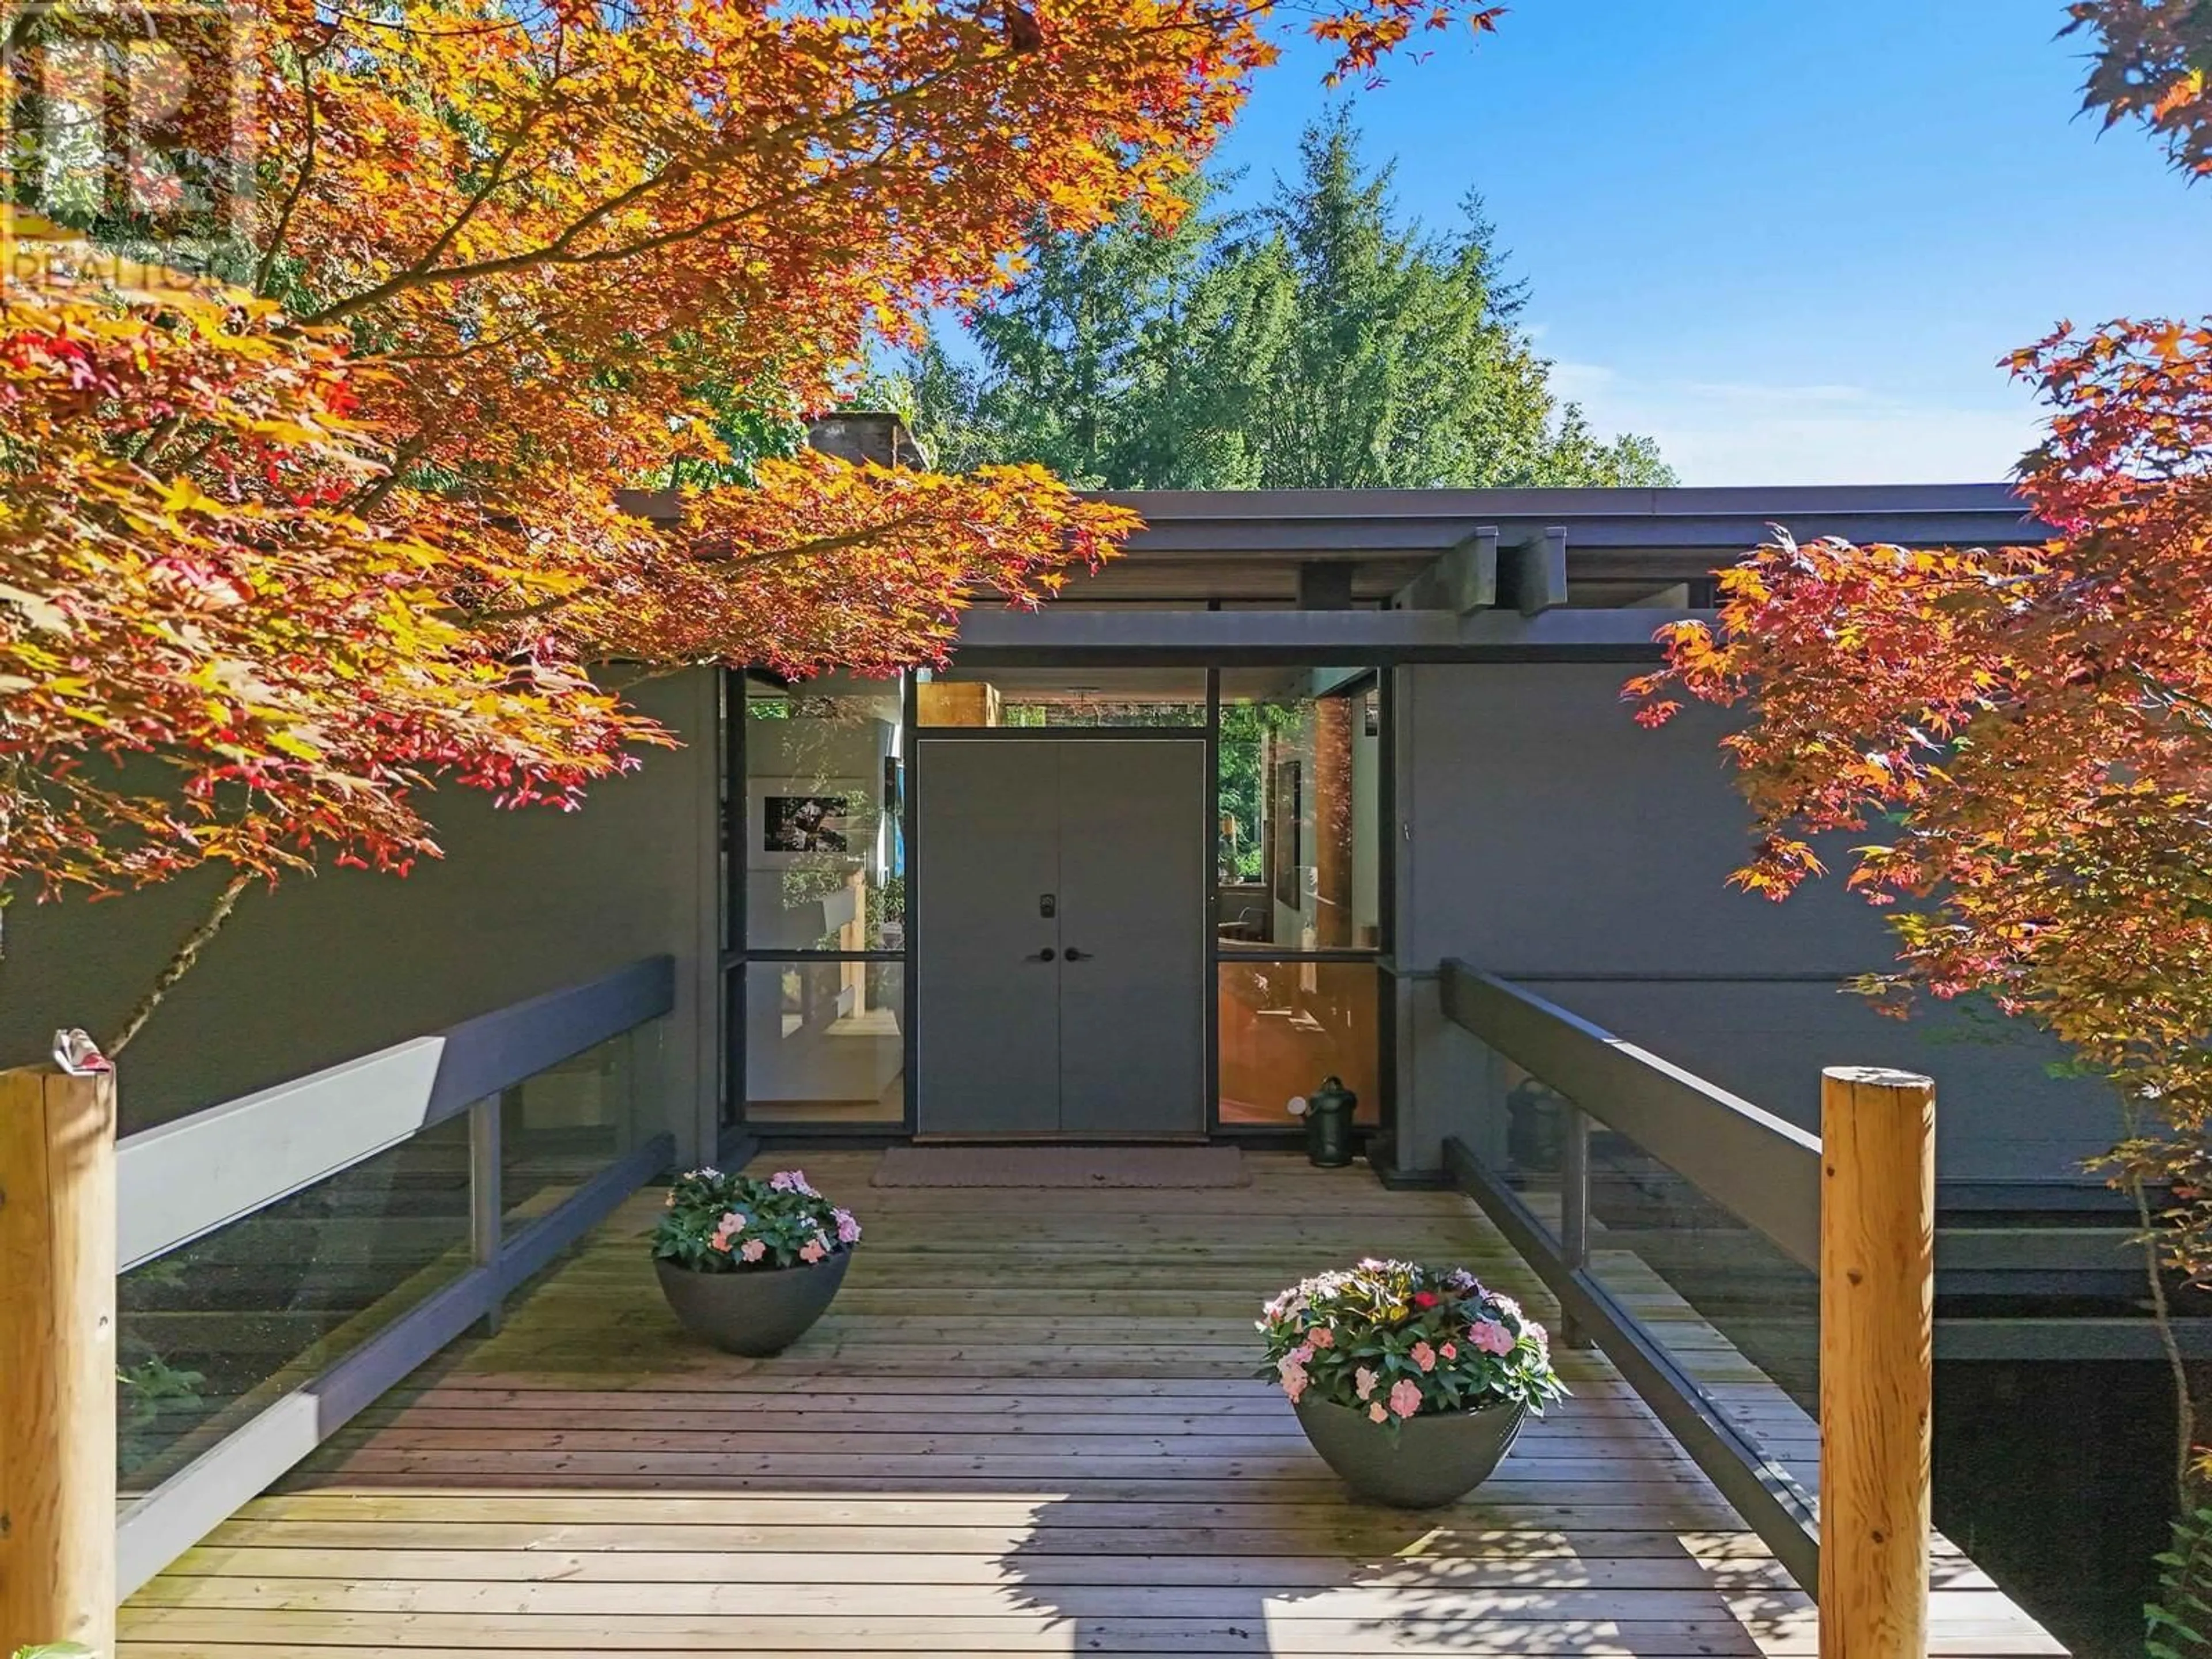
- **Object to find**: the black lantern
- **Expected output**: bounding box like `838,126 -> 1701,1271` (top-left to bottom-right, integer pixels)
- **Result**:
1300,1075 -> 1358,1168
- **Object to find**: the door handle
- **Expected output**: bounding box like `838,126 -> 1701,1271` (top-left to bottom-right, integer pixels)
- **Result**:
1062,948 -> 1093,962
1027,948 -> 1058,963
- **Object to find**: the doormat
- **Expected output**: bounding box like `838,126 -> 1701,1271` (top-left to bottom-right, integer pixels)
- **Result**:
872,1146 -> 1247,1188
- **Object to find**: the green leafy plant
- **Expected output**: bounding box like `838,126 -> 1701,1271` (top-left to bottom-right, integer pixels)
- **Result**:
14,1644 -> 96,1657
118,1350 -> 206,1476
2149,1502 -> 2212,1658
652,1168 -> 859,1274
1257,1259 -> 1565,1429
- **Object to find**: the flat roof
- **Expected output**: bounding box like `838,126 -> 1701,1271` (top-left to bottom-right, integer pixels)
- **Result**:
1069,481 -> 2048,602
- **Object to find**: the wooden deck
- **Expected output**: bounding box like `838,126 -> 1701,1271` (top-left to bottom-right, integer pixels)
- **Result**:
122,1151 -> 2064,1656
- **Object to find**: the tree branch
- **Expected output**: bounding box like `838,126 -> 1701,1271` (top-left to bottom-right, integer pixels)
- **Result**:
297,49 -> 991,327
108,870 -> 253,1057
256,45 -> 323,294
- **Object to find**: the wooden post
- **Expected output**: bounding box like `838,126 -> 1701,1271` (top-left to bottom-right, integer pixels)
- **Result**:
1819,1065 -> 1934,1659
1,1065 -> 118,1656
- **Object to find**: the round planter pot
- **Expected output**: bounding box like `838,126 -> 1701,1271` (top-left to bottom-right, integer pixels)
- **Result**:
654,1250 -> 851,1357
1293,1395 -> 1528,1508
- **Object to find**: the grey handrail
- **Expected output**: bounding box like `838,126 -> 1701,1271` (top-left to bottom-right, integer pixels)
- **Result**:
117,956 -> 674,1272
113,955 -> 677,1596
1440,960 -> 1822,1270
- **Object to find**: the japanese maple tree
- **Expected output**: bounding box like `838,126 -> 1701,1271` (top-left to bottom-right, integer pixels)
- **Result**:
0,0 -> 1502,1046
1627,0 -> 2212,1497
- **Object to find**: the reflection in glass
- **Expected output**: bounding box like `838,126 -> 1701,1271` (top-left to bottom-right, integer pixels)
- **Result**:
501,1028 -> 649,1235
1218,959 -> 1380,1127
746,673 -> 906,949
1217,669 -> 1378,950
1488,1057 -> 1819,1491
1487,1062 -> 1573,1223
1584,1121 -> 1819,1417
117,1115 -> 473,1494
915,667 -> 1206,728
746,960 -> 906,1123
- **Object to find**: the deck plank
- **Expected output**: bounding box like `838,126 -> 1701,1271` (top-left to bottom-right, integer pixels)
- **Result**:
122,1150 -> 2063,1656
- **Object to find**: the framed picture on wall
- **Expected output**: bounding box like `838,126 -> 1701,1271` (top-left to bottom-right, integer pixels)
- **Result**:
753,783 -> 862,860
1268,758 -> 1302,908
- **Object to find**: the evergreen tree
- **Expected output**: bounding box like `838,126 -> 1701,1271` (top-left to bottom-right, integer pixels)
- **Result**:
904,114 -> 1672,490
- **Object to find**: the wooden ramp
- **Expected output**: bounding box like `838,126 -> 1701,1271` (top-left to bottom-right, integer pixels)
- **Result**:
121,1150 -> 2064,1656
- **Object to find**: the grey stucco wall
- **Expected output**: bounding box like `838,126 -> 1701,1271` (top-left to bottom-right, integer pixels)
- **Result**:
1391,661 -> 2114,1185
0,671 -> 723,1155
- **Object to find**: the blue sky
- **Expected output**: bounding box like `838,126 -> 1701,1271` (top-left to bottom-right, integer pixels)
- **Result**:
1203,1 -> 2212,486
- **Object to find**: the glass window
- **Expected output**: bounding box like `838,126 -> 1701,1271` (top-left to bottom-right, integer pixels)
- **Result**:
916,668 -> 1206,728
117,1115 -> 472,1495
745,960 -> 905,1124
1217,669 -> 1380,951
746,673 -> 905,950
1218,959 -> 1380,1127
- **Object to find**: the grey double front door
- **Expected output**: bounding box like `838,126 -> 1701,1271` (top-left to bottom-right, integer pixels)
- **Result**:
915,737 -> 1206,1135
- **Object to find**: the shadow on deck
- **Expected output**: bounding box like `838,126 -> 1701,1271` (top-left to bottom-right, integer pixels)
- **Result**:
121,1151 -> 2062,1656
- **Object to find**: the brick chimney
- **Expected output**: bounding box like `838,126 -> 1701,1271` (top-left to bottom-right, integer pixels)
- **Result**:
805,411 -> 926,469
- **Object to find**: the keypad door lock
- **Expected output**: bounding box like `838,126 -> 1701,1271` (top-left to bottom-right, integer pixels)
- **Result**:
1039,893 -> 1056,918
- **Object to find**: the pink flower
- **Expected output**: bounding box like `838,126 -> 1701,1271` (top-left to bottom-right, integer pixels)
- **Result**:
663,1191 -> 676,1208
721,1210 -> 747,1233
1279,1362 -> 1309,1404
1441,1342 -> 1459,1362
1308,1326 -> 1334,1350
1289,1342 -> 1314,1368
1469,1320 -> 1516,1357
1354,1366 -> 1379,1402
1411,1340 -> 1437,1373
739,1239 -> 767,1263
834,1209 -> 862,1245
798,1238 -> 826,1265
1368,1401 -> 1389,1424
1388,1378 -> 1423,1421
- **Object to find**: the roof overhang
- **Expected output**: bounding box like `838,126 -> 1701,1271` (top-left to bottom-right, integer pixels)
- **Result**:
951,601 -> 1688,665
1053,482 -> 2050,603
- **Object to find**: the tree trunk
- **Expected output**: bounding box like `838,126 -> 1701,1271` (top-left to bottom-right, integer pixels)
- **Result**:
108,871 -> 254,1058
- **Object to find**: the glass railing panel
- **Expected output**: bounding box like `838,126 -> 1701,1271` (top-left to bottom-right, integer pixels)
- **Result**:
117,1112 -> 473,1495
500,1024 -> 654,1234
1580,1119 -> 1821,1495
1480,1059 -> 1573,1243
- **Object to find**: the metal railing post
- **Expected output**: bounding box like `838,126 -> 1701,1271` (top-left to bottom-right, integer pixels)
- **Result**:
1559,1102 -> 1592,1349
469,1092 -> 505,1335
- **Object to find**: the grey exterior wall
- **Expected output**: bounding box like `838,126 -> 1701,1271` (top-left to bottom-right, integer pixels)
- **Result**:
0,672 -> 723,1158
1391,662 -> 2115,1186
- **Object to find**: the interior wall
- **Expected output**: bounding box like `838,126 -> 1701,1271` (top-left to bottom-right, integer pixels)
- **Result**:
0,672 -> 723,1156
1392,662 -> 2112,1185
1350,703 -> 1380,944
743,711 -> 900,953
